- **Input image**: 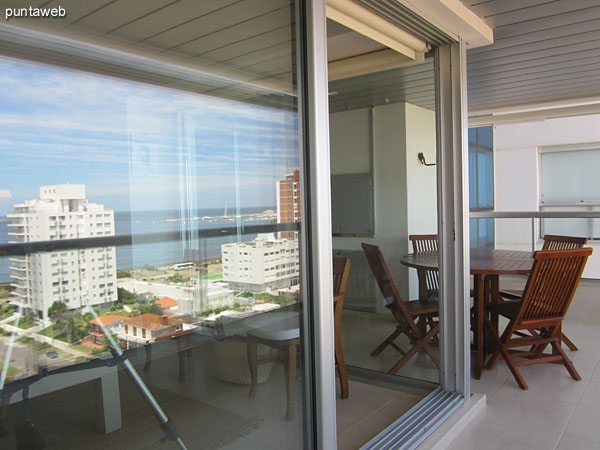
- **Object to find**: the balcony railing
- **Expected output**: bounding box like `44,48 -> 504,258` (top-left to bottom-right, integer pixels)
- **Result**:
470,209 -> 600,252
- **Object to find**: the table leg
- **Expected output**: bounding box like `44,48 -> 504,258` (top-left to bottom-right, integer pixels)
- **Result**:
489,275 -> 500,356
475,275 -> 485,380
284,344 -> 296,421
417,268 -> 428,300
93,370 -> 122,433
143,344 -> 152,373
483,276 -> 492,355
247,336 -> 258,399
177,336 -> 187,383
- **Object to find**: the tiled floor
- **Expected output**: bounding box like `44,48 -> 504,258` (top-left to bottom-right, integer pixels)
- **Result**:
341,309 -> 440,384
336,379 -> 425,450
446,279 -> 600,450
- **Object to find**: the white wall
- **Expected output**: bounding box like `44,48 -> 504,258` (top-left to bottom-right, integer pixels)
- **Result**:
494,113 -> 600,278
405,103 -> 438,298
330,103 -> 437,305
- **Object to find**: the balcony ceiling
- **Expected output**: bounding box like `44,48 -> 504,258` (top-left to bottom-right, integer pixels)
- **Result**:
5,0 -> 595,116
461,0 -> 600,113
328,58 -> 434,113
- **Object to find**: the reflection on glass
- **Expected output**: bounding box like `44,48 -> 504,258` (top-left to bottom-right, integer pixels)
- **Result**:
0,0 -> 306,447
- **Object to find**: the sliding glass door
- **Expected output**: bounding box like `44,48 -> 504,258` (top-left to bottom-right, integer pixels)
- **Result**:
0,1 -> 314,448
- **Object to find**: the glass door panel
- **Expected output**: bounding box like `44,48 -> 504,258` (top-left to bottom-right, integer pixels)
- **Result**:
329,55 -> 441,446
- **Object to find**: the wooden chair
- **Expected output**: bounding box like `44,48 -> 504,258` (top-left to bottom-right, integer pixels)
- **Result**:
333,257 -> 351,399
361,243 -> 439,374
484,247 -> 592,390
247,257 -> 352,419
409,234 -> 439,299
499,234 -> 588,350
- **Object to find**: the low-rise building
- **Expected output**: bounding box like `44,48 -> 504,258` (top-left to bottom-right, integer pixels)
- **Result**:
155,296 -> 178,312
117,278 -> 231,315
88,314 -> 128,345
221,233 -> 300,292
113,313 -> 195,348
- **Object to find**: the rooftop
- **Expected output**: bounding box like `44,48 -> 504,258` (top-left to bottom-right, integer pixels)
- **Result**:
124,313 -> 183,331
89,314 -> 127,327
155,297 -> 178,309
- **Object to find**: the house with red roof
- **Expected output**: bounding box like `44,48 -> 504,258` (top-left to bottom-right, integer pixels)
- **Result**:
114,312 -> 195,348
88,314 -> 128,345
155,296 -> 178,312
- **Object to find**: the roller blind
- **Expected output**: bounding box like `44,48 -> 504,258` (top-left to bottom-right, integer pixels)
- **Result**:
540,149 -> 600,203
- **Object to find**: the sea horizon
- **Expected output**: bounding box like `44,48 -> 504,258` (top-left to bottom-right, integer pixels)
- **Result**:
0,206 -> 277,283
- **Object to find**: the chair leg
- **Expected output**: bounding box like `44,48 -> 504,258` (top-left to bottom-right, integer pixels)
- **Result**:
335,331 -> 349,399
284,344 -> 297,421
371,326 -> 403,356
551,340 -> 581,381
388,344 -> 421,374
421,324 -> 440,368
502,347 -> 528,390
247,336 -> 258,399
561,333 -> 578,351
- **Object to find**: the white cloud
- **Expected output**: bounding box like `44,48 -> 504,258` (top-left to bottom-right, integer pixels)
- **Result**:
0,190 -> 12,198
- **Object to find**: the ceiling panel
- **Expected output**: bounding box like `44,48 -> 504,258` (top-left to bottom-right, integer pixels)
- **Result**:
73,0 -> 173,33
328,59 -> 435,113
462,0 -> 600,112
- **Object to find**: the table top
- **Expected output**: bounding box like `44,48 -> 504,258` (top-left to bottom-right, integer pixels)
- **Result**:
401,248 -> 533,275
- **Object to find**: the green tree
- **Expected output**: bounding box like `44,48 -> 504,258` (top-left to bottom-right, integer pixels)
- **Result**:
116,270 -> 131,279
138,303 -> 163,316
47,301 -> 67,319
0,285 -> 12,298
117,287 -> 135,305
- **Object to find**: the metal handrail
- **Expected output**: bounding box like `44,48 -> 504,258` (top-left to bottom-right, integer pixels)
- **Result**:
469,211 -> 600,219
469,210 -> 600,251
0,222 -> 300,257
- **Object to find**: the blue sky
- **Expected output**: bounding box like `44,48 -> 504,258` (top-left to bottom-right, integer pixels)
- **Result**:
0,56 -> 300,215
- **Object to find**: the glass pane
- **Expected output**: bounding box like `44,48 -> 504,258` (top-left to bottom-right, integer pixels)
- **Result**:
468,127 -> 477,144
540,149 -> 600,202
0,1 -> 308,448
328,55 -> 440,444
477,149 -> 494,208
469,218 -> 479,248
477,126 -> 493,148
469,146 -> 478,207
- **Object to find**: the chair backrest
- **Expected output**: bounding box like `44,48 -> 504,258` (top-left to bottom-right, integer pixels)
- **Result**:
542,234 -> 587,250
409,234 -> 439,294
361,244 -> 420,332
409,234 -> 438,253
513,247 -> 592,328
333,257 -> 351,305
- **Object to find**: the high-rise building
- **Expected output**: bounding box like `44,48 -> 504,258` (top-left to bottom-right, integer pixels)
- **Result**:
221,233 -> 299,292
8,184 -> 118,320
276,170 -> 301,239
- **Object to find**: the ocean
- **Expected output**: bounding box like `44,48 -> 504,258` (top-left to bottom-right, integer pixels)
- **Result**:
0,207 -> 275,283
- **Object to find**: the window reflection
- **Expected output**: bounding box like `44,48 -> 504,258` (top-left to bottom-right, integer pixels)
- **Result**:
0,23 -> 304,447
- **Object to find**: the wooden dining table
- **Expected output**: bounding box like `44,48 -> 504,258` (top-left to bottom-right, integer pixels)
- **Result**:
401,248 -> 533,379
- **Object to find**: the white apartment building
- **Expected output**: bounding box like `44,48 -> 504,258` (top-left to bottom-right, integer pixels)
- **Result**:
7,184 -> 118,319
221,233 -> 299,292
